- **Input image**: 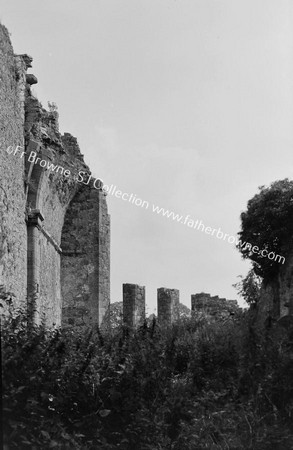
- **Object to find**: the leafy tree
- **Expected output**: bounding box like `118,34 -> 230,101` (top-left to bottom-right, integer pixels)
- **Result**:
177,303 -> 191,318
238,179 -> 293,278
233,268 -> 262,306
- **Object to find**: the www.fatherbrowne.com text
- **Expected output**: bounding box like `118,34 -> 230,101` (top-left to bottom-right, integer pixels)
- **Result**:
3,144 -> 286,265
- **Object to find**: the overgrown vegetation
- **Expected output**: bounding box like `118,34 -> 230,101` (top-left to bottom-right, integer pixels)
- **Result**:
233,268 -> 262,306
238,179 -> 293,279
2,307 -> 293,449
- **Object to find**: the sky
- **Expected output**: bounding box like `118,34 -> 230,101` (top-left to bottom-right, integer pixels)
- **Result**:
2,0 -> 293,312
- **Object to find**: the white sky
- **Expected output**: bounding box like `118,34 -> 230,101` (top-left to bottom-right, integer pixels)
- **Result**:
2,0 -> 293,312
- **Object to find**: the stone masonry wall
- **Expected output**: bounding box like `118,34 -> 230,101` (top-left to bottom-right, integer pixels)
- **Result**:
256,251 -> 293,327
61,186 -> 110,329
97,188 -> 111,325
278,252 -> 293,316
191,293 -> 239,318
123,283 -> 145,328
24,96 -> 111,328
0,23 -> 110,328
157,288 -> 179,326
0,24 -> 28,314
24,84 -> 88,327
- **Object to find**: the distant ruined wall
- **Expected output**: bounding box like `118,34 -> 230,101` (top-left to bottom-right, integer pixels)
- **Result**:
191,293 -> 239,318
0,25 -> 27,311
0,23 -> 110,328
119,286 -> 239,327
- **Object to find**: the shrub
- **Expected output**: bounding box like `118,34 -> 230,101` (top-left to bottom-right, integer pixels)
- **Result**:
2,307 -> 293,448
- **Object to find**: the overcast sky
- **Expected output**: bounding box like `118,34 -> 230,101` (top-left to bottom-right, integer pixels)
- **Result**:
2,0 -> 293,312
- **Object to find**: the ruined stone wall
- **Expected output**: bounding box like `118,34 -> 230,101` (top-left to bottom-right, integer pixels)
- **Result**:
278,252 -> 293,316
97,187 -> 111,324
0,23 -> 111,327
24,85 -> 86,326
191,293 -> 239,318
256,252 -> 293,326
123,283 -> 145,328
157,288 -> 180,326
24,88 -> 111,328
112,286 -> 240,327
61,186 -> 110,329
0,24 -> 27,313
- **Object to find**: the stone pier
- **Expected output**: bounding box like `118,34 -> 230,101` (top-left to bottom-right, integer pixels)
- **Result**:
157,288 -> 179,326
123,283 -> 146,328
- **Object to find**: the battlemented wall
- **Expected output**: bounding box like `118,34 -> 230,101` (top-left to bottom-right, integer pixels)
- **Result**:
0,23 -> 110,328
191,293 -> 239,318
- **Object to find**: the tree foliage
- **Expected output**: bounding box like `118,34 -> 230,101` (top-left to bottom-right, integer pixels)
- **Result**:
108,301 -> 123,329
233,268 -> 262,306
238,179 -> 293,278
